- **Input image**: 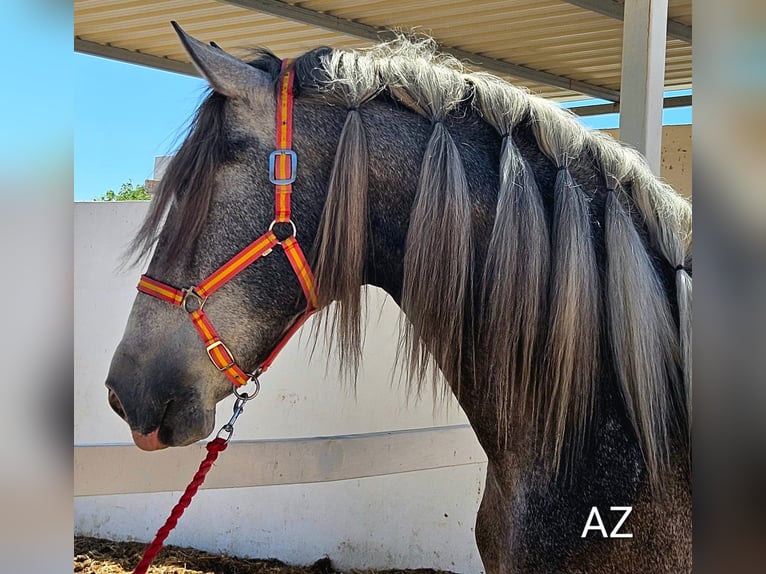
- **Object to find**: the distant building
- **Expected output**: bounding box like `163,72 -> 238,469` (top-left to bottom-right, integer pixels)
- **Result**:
144,155 -> 172,194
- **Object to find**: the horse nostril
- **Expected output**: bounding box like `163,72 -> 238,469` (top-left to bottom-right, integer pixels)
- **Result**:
108,389 -> 127,421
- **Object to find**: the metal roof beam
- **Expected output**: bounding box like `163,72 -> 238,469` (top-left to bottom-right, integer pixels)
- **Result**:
217,0 -> 620,101
75,37 -> 688,122
567,94 -> 690,117
561,0 -> 692,44
75,38 -> 198,77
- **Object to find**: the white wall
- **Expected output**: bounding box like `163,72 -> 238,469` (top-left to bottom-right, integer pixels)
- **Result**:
74,201 -> 487,573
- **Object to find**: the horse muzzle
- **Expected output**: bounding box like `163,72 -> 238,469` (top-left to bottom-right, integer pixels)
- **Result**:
106,376 -> 216,449
107,388 -> 168,450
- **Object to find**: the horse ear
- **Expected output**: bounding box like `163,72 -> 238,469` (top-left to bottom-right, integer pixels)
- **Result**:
171,21 -> 270,98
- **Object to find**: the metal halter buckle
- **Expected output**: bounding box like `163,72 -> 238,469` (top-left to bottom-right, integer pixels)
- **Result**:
205,340 -> 235,371
268,149 -> 297,185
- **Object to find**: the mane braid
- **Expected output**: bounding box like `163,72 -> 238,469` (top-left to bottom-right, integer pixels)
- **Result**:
587,134 -> 692,421
481,141 -> 550,447
604,184 -> 682,485
401,120 -> 473,399
310,49 -> 383,378
363,38 -> 474,399
542,167 -> 601,476
311,111 -> 369,375
676,266 -> 692,433
470,73 -> 549,449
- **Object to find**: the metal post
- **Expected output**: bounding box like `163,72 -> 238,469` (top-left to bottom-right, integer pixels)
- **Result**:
618,0 -> 669,174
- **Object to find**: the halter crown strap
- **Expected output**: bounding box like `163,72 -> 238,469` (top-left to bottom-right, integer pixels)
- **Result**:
137,61 -> 316,386
271,58 -> 296,223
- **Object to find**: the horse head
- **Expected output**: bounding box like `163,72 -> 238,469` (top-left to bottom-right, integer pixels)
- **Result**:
106,25 -> 343,450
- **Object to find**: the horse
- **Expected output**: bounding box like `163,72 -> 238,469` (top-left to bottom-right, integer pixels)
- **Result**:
105,23 -> 692,574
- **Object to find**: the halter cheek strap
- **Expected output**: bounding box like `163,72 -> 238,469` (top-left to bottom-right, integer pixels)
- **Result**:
137,60 -> 317,387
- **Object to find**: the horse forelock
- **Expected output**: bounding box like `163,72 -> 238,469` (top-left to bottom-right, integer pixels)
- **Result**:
131,33 -> 692,487
127,89 -> 227,267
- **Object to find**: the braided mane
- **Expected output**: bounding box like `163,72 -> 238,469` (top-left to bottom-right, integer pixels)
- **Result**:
309,37 -> 692,485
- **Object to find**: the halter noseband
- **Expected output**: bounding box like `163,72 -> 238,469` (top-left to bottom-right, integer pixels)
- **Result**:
137,60 -> 318,387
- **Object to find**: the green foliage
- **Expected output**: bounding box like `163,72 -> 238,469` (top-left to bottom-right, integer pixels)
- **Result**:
96,180 -> 151,201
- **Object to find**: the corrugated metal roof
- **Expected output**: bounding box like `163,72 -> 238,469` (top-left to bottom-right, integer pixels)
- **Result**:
75,0 -> 692,103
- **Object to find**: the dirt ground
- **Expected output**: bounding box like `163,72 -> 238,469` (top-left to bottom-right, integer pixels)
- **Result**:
74,536 -> 456,574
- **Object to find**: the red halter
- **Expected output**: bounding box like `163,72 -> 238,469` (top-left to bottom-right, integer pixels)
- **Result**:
137,60 -> 317,387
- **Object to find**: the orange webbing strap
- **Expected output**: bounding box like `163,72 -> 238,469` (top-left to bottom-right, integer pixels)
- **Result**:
189,309 -> 250,386
138,231 -> 277,305
272,62 -> 317,312
197,231 -> 279,298
137,275 -> 184,305
274,59 -> 295,223
281,236 -> 318,310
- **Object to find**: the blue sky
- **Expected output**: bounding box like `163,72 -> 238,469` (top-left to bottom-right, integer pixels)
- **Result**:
75,54 -> 207,201
74,52 -> 691,202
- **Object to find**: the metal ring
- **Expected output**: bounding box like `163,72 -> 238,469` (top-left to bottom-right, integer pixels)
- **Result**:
268,219 -> 297,241
181,287 -> 206,313
234,377 -> 260,401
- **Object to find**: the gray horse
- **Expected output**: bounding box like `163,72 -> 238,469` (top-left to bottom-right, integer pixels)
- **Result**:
106,24 -> 692,574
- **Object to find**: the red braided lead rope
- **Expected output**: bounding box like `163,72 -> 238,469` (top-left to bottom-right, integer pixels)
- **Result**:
132,437 -> 228,574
